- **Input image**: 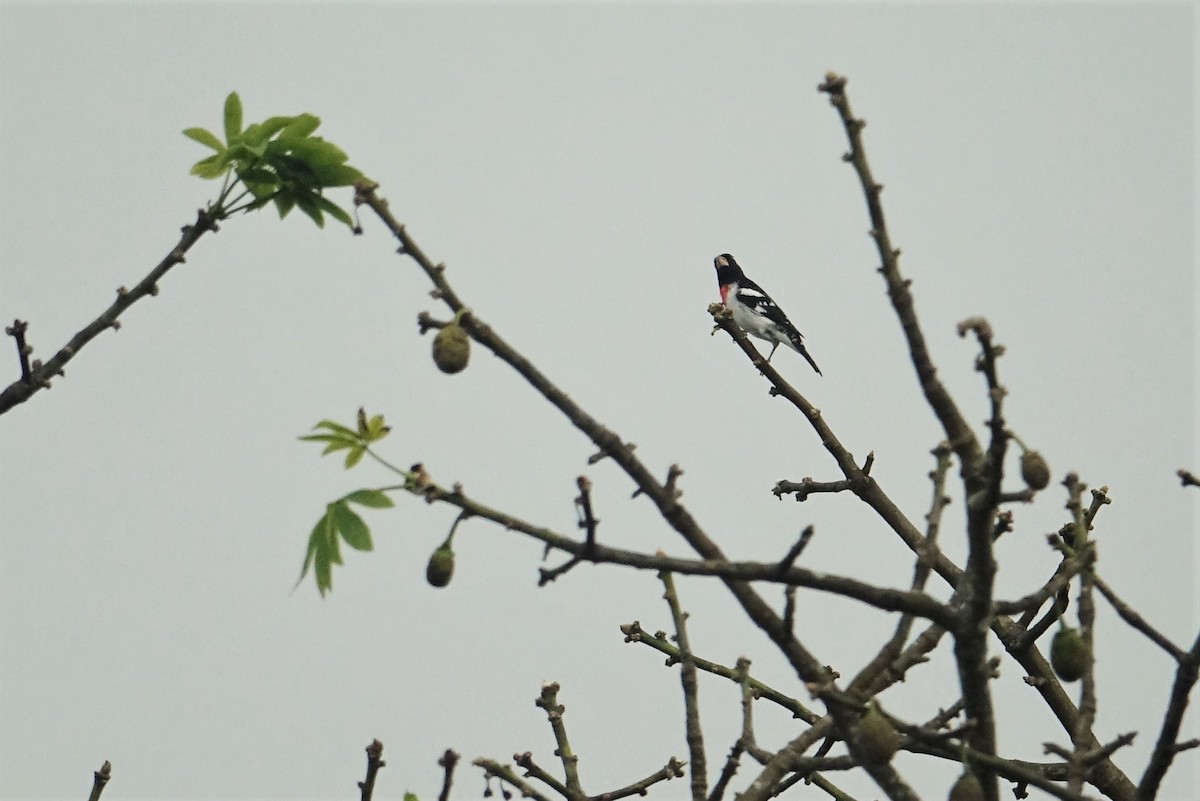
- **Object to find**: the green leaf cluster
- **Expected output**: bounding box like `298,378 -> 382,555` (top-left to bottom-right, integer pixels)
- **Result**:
299,409 -> 391,469
298,489 -> 394,596
184,91 -> 367,229
297,410 -> 402,595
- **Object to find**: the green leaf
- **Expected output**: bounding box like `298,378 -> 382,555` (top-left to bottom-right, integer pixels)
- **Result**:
285,139 -> 351,179
224,142 -> 260,167
344,489 -> 395,509
405,792 -> 421,801
298,432 -> 351,444
269,153 -> 320,191
344,445 -> 364,468
295,192 -> 325,228
324,506 -> 344,565
296,517 -> 324,585
300,513 -> 337,596
190,154 -> 229,180
239,168 -> 281,201
183,127 -> 225,152
314,195 -> 354,229
241,115 -> 295,147
312,420 -> 358,437
237,166 -> 278,187
314,546 -> 332,595
273,190 -> 296,220
224,91 -> 243,143
244,195 -> 273,213
301,432 -> 357,456
281,113 -> 321,140
366,414 -> 388,439
310,163 -> 364,188
332,502 -> 373,551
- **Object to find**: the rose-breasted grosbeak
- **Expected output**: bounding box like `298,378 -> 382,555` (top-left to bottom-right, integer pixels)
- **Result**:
714,253 -> 821,375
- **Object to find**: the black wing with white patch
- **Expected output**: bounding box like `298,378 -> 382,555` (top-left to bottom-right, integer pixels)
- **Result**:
735,277 -> 804,345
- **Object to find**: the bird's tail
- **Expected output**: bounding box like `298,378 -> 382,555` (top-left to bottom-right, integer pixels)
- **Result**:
790,335 -> 822,376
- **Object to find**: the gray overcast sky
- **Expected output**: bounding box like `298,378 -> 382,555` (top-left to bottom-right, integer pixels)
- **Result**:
1,3 -> 1197,800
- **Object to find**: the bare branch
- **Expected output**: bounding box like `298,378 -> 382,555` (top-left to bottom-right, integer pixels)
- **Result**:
850,446 -> 952,697
4,320 -> 33,384
995,546 -> 1094,617
710,303 -> 967,598
0,208 -> 219,415
816,72 -> 983,474
86,760 -> 112,801
773,477 -> 855,502
1065,565 -> 1099,797
1093,575 -> 1186,661
575,476 -> 599,553
706,741 -> 745,801
659,572 -> 708,801
620,621 -> 820,723
534,683 -> 584,796
1137,629 -> 1200,798
358,740 -> 385,801
733,657 -> 773,764
474,758 -> 555,801
516,751 -> 574,799
588,757 -> 686,801
358,190 -> 877,787
438,749 -> 460,801
777,526 -> 815,573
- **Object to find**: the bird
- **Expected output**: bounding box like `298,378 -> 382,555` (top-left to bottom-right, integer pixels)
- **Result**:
713,253 -> 821,375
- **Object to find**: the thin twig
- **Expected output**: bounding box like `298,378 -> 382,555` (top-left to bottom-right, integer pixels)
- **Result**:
1093,574 -> 1185,661
0,208 -> 219,415
733,657 -> 773,764
575,476 -> 599,554
816,72 -> 982,474
849,446 -> 951,698
660,571 -> 708,801
706,741 -> 745,801
86,761 -> 112,801
535,683 -> 584,796
516,752 -> 573,799
438,749 -> 460,801
358,740 -> 386,801
621,621 -> 820,723
590,757 -> 686,801
777,526 -> 815,573
1137,629 -> 1200,798
773,477 -> 855,502
4,320 -> 32,383
474,758 -> 555,801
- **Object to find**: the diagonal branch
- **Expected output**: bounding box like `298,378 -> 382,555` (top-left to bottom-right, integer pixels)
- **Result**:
816,72 -> 982,472
474,758 -> 555,801
1092,575 -> 1185,661
620,621 -> 820,723
589,757 -> 686,801
358,188 -> 921,800
1137,628 -> 1200,798
0,207 -> 219,415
